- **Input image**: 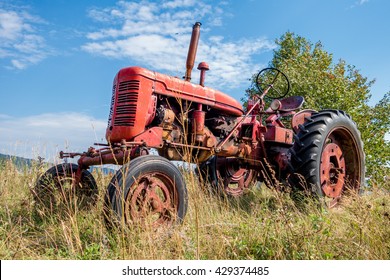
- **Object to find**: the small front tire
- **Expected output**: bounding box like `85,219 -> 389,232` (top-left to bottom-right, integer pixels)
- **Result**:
35,163 -> 98,210
105,155 -> 188,228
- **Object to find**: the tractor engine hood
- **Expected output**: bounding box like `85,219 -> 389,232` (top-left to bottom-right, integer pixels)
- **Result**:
106,66 -> 244,143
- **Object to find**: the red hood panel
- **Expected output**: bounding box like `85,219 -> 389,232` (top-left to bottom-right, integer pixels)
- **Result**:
122,66 -> 244,116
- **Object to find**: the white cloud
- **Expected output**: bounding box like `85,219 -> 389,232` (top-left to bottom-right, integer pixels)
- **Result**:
358,0 -> 369,5
82,0 -> 275,89
162,0 -> 197,9
0,113 -> 106,161
0,10 -> 24,40
350,0 -> 369,8
0,6 -> 50,70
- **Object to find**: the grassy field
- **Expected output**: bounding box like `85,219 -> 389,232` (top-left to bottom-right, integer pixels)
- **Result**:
0,159 -> 389,260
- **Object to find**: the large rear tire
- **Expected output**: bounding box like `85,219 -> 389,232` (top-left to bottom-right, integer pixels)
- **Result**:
290,110 -> 365,207
105,155 -> 188,228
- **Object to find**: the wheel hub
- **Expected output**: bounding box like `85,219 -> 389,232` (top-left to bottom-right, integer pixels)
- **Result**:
219,158 -> 254,196
320,142 -> 346,198
128,174 -> 174,227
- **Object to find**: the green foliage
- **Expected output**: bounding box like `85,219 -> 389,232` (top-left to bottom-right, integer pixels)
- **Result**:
247,32 -> 390,183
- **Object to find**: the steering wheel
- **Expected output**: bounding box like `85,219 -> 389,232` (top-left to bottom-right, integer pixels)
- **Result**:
255,67 -> 290,99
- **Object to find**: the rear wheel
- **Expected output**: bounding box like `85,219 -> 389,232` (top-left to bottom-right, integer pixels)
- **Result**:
105,155 -> 188,228
290,110 -> 365,207
199,156 -> 257,197
35,163 -> 98,210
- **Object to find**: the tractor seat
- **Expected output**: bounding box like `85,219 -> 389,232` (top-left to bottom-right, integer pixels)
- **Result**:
265,96 -> 304,113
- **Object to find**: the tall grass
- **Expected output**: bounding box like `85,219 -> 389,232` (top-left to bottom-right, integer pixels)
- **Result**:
0,159 -> 389,260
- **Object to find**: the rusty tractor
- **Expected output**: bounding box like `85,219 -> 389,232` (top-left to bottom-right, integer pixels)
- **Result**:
35,22 -> 365,227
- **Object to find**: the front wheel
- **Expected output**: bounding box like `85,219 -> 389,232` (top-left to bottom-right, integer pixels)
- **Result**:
34,163 -> 98,210
105,155 -> 188,228
290,110 -> 365,207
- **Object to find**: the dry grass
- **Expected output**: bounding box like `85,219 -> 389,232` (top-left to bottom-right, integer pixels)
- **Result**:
1,159 -> 389,260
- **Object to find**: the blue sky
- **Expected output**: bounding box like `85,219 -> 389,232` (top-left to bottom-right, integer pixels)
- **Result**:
0,0 -> 389,160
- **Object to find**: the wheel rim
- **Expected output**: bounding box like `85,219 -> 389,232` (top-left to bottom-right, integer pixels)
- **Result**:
320,128 -> 362,207
320,142 -> 345,198
54,175 -> 96,208
56,176 -> 76,201
217,158 -> 255,196
126,172 -> 178,227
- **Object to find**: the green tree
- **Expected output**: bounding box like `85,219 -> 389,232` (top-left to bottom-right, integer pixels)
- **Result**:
247,32 -> 390,185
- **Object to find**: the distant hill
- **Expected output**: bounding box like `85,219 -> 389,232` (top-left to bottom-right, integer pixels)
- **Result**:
0,153 -> 37,169
0,153 -> 116,174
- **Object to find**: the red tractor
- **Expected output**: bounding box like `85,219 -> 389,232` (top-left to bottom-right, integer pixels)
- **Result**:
35,22 -> 365,227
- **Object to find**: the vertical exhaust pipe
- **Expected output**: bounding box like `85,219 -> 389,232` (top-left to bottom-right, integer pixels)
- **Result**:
184,22 -> 201,82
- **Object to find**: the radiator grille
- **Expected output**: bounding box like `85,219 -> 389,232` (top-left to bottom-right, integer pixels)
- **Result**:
107,84 -> 116,126
118,80 -> 139,92
114,80 -> 140,127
